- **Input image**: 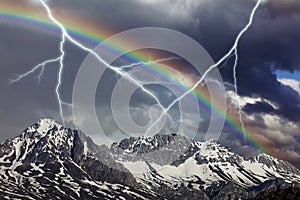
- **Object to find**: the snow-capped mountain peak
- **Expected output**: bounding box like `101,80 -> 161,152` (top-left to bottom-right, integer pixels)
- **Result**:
36,118 -> 61,133
113,134 -> 300,198
0,119 -> 300,199
25,118 -> 61,135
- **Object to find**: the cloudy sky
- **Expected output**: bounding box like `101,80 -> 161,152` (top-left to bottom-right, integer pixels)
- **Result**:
1,0 -> 300,167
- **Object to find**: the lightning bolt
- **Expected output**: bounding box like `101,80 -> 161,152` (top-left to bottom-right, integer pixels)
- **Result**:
55,33 -> 66,125
9,57 -> 60,85
115,56 -> 179,80
144,0 -> 262,138
9,34 -> 66,125
10,0 -> 177,125
119,56 -> 180,70
35,64 -> 45,84
232,0 -> 262,142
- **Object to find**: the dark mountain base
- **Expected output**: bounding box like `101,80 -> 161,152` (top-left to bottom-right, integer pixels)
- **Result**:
253,187 -> 300,200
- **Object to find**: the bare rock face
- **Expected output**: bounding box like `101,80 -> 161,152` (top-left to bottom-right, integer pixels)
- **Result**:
71,131 -> 137,187
0,119 -> 300,199
110,133 -> 200,166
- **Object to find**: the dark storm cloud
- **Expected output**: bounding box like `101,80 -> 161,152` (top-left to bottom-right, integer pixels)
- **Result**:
265,0 -> 300,17
73,0 -> 300,124
184,0 -> 300,123
52,0 -> 198,30
50,0 -> 300,73
52,0 -> 300,122
239,65 -> 300,121
243,101 -> 276,115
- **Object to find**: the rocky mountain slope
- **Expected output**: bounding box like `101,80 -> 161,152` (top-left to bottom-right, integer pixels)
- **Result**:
0,119 -> 299,199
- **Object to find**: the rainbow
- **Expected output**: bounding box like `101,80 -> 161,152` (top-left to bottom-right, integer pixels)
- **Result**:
0,1 -> 267,154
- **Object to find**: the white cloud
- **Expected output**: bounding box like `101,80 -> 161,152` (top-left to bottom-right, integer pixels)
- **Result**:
278,78 -> 300,96
225,90 -> 300,162
227,89 -> 280,112
226,90 -> 262,107
262,114 -> 298,132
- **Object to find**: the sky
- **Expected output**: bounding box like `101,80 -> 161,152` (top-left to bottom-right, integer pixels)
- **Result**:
1,0 -> 300,167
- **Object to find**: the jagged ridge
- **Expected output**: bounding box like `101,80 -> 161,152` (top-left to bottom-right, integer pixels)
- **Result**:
0,119 -> 300,200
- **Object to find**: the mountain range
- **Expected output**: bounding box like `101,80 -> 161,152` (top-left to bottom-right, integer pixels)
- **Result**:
0,118 -> 299,199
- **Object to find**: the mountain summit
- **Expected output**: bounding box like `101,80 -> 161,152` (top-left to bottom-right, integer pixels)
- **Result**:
0,119 -> 299,199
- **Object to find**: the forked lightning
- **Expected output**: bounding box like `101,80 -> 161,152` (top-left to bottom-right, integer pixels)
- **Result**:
10,0 -> 262,143
144,0 -> 262,138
